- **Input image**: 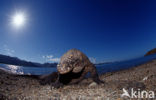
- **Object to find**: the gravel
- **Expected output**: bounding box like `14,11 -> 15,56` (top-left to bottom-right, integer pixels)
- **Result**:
1,60 -> 156,100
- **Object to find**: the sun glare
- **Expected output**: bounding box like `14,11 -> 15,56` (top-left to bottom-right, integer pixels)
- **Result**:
11,12 -> 26,28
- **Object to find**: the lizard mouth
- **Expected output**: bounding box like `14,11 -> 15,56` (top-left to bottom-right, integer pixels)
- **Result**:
57,64 -> 73,74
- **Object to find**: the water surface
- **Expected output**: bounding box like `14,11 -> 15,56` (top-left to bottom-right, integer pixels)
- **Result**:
0,54 -> 156,75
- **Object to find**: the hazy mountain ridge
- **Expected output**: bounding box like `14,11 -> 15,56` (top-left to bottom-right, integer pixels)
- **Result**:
145,48 -> 156,56
0,54 -> 57,67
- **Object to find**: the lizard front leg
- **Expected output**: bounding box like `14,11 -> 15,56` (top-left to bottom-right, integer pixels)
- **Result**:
88,64 -> 104,84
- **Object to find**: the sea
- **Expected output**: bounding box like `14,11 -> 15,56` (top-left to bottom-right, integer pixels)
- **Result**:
0,54 -> 156,75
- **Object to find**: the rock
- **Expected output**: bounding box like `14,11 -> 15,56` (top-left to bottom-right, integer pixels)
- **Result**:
145,48 -> 156,56
142,76 -> 148,81
89,82 -> 97,87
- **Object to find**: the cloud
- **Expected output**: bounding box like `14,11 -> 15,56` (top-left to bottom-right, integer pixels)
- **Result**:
43,55 -> 96,63
89,57 -> 96,64
3,44 -> 15,56
42,55 -> 60,63
42,55 -> 53,59
48,58 -> 60,62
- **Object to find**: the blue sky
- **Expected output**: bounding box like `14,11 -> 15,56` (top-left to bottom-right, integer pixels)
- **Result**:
0,0 -> 156,63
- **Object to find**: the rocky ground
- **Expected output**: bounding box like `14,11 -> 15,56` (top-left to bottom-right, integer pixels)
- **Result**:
0,60 -> 156,100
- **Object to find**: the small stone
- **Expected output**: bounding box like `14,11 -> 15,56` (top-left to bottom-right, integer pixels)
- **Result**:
89,82 -> 97,87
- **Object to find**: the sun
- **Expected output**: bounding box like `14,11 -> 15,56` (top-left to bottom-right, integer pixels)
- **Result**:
11,12 -> 26,28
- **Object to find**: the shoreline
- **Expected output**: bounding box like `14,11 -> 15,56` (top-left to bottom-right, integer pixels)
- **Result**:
0,59 -> 156,100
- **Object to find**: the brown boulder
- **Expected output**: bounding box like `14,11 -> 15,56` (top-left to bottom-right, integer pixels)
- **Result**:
145,48 -> 156,56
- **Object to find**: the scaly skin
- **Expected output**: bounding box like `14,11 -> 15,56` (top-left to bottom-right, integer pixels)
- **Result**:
57,49 -> 90,74
52,63 -> 104,88
69,63 -> 103,84
40,49 -> 104,88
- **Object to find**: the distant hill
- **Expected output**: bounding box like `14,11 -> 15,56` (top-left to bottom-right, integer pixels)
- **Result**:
0,54 -> 57,67
145,48 -> 156,56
